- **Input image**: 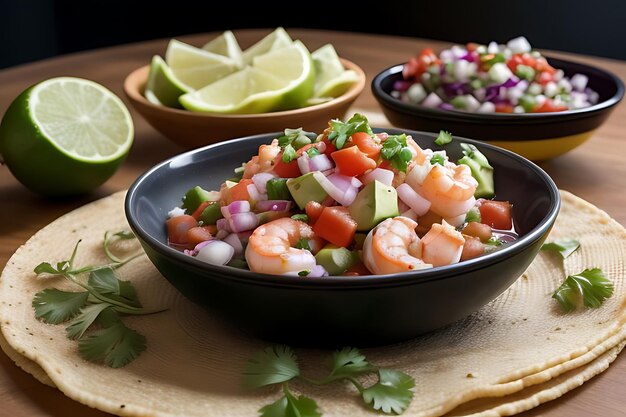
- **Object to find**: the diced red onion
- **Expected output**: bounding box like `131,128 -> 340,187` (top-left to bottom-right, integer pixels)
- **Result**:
308,264 -> 329,277
215,229 -> 229,240
229,212 -> 259,233
221,200 -> 251,219
255,200 -> 292,212
393,80 -> 412,92
246,183 -> 264,202
216,218 -> 231,233
308,154 -> 334,172
438,102 -> 456,111
252,172 -> 276,194
361,168 -> 394,187
195,240 -> 234,266
184,239 -> 215,257
313,171 -> 357,207
297,154 -> 311,174
396,183 -> 431,216
223,233 -> 244,256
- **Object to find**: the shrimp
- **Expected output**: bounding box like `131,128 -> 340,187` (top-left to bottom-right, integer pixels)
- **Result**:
242,139 -> 281,179
421,220 -> 465,267
406,157 -> 478,220
362,216 -> 432,275
245,217 -> 317,275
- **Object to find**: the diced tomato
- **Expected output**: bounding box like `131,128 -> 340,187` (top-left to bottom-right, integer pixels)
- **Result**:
460,235 -> 485,261
479,200 -> 513,230
272,157 -> 301,178
166,215 -> 198,245
191,201 -> 210,220
402,48 -> 440,81
331,146 -> 377,177
462,221 -> 493,243
321,136 -> 337,157
535,58 -> 556,74
495,103 -> 514,113
378,159 -> 392,170
537,71 -> 554,85
312,206 -> 357,248
305,201 -> 325,225
187,226 -> 215,246
224,179 -> 254,204
507,54 -> 524,73
521,53 -> 537,68
466,42 -> 479,52
534,99 -> 569,113
351,131 -> 382,159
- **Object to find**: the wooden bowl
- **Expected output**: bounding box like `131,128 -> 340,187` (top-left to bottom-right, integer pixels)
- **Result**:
123,59 -> 365,148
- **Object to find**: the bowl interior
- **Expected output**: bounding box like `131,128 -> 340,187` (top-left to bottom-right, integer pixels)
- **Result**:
127,129 -> 558,283
374,56 -> 624,122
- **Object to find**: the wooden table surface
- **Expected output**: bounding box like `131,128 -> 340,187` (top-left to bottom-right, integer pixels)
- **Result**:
0,29 -> 624,417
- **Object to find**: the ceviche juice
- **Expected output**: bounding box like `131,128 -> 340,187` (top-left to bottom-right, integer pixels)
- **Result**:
165,114 -> 516,277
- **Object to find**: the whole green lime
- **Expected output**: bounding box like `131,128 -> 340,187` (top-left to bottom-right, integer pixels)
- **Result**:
0,77 -> 134,196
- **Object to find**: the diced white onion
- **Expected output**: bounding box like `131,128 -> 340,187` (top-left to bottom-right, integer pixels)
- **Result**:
507,36 -> 531,54
570,73 -> 588,92
195,240 -> 234,266
407,83 -> 427,103
361,168 -> 395,187
422,92 -> 443,108
297,154 -> 310,174
251,172 -> 276,194
168,207 -> 186,218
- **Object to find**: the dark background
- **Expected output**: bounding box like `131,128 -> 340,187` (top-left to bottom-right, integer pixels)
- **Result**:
1,0 -> 625,69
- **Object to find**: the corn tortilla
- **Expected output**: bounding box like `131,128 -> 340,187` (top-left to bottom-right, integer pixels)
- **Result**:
0,190 -> 623,416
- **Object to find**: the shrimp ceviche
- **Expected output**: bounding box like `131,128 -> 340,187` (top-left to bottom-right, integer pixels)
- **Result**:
166,113 -> 516,277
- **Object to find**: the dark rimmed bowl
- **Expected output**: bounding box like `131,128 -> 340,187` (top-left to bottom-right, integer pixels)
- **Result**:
125,129 -> 560,347
372,57 -> 624,161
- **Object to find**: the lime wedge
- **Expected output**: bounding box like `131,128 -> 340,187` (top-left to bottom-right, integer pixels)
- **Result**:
251,40 -> 315,110
311,44 -> 359,98
145,55 -> 188,108
202,30 -> 244,69
241,27 -> 293,65
0,77 -> 133,196
180,41 -> 315,114
179,67 -> 286,114
165,39 -> 238,90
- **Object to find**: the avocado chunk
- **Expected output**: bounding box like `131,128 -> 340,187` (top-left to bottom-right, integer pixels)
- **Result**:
457,143 -> 494,198
348,180 -> 399,231
181,186 -> 214,213
314,244 -> 355,276
287,172 -> 329,210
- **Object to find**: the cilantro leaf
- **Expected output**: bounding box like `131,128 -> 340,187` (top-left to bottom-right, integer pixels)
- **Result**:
430,154 -> 445,166
282,144 -> 298,163
381,134 -> 412,172
362,369 -> 415,415
435,130 -> 452,145
259,388 -> 321,417
278,128 -> 315,150
78,321 -> 147,368
34,262 -> 63,275
243,345 -> 300,389
32,289 -> 89,324
66,303 -> 112,340
298,270 -> 311,276
327,113 -> 373,149
552,268 -> 614,312
291,214 -> 309,223
541,239 -> 580,259
88,268 -> 142,308
294,238 -> 311,250
327,347 -> 374,380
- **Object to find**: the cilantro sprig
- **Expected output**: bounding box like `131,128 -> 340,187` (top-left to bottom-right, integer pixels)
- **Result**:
277,128 -> 316,163
541,239 -> 580,259
243,346 -> 415,415
327,113 -> 373,150
32,230 -> 163,368
434,130 -> 452,145
381,134 -> 413,173
552,268 -> 614,312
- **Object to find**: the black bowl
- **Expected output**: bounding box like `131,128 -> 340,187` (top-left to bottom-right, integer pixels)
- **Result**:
125,129 -> 560,347
372,57 -> 624,161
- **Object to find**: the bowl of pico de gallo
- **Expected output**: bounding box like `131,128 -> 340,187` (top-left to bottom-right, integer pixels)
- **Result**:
125,113 -> 560,346
372,37 -> 624,161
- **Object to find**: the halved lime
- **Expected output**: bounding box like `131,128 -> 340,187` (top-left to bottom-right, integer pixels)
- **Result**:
241,27 -> 293,65
145,55 -> 188,108
0,77 -> 133,196
311,44 -> 359,98
180,41 -> 315,114
202,30 -> 244,69
165,39 -> 238,90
